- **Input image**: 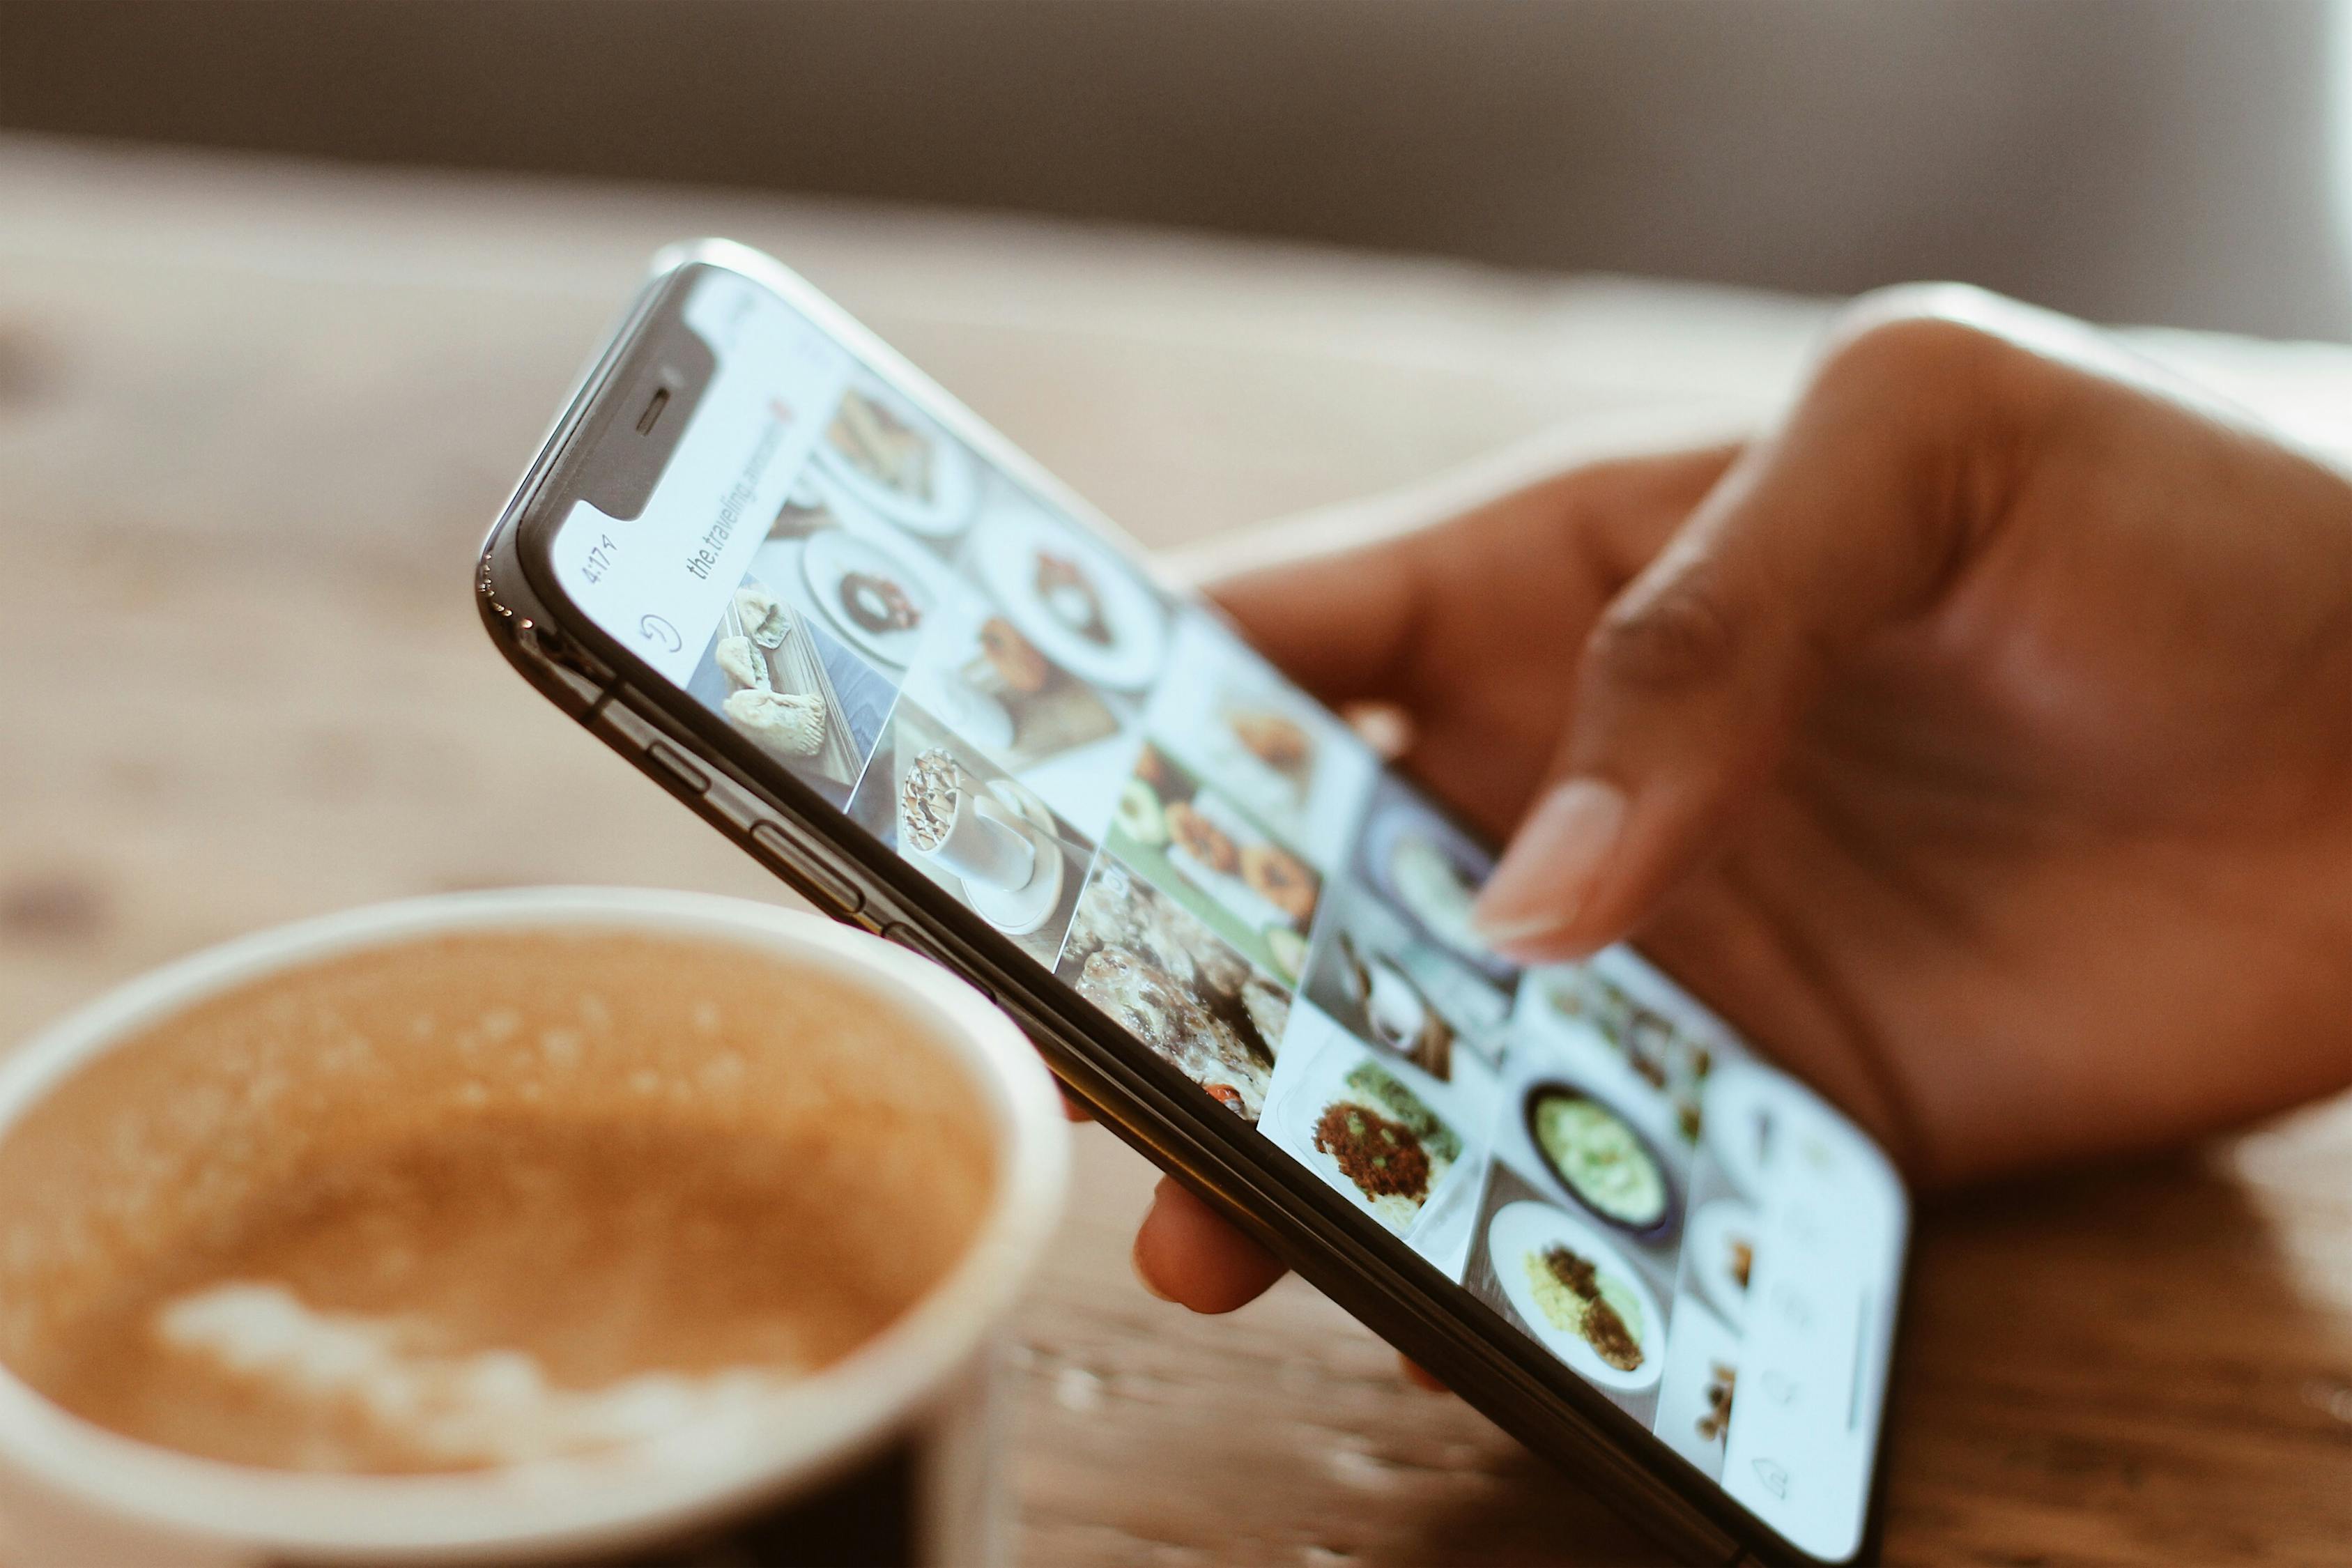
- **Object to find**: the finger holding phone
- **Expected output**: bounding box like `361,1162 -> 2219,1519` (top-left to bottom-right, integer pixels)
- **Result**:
482,254 -> 2349,1567
1139,286 -> 2352,1315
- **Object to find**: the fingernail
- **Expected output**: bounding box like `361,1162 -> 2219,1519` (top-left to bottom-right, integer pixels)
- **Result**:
1472,778 -> 1627,951
1131,1229 -> 1177,1303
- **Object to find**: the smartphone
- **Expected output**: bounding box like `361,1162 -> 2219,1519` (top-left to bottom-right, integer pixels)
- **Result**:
477,240 -> 1910,1567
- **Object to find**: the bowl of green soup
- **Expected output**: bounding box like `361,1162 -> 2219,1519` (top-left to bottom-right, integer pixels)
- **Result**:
1521,1083 -> 1680,1241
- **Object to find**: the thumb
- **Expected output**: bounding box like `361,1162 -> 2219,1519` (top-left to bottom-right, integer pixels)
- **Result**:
1470,306 -> 2015,960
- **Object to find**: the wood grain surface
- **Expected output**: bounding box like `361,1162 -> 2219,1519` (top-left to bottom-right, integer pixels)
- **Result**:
1,139 -> 2346,1565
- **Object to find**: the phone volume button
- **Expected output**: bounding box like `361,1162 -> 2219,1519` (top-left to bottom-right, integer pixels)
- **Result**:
747,821 -> 865,918
643,740 -> 709,797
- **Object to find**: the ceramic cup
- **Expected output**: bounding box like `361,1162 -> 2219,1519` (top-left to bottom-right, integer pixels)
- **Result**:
0,887 -> 1068,1567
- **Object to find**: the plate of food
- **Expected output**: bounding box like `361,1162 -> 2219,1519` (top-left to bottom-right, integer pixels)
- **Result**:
1523,1082 -> 1681,1240
1058,859 -> 1285,1122
1112,748 -> 1321,979
1361,801 -> 1512,979
1488,1199 -> 1665,1392
801,527 -> 938,667
972,509 -> 1167,691
1686,1198 -> 1757,1328
1305,1059 -> 1463,1234
1541,963 -> 1718,1144
1161,793 -> 1319,934
813,377 -> 977,536
1204,695 -> 1321,816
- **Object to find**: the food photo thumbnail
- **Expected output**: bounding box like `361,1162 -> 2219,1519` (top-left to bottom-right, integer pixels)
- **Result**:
1528,955 -> 1728,1147
1486,1198 -> 1666,1393
1684,1197 -> 1758,1330
1142,615 -> 1378,871
813,370 -> 980,538
1353,776 -> 1519,985
848,700 -> 1093,962
686,570 -> 898,805
891,546 -> 1138,845
1259,1010 -> 1487,1270
960,500 -> 1171,696
1651,1291 -> 1743,1481
898,590 -> 1125,776
761,477 -> 953,672
1523,1081 -> 1681,1241
1455,1160 -> 1675,1421
1486,1047 -> 1690,1258
1107,743 -> 1321,986
1307,1057 -> 1463,1233
1056,854 -> 1290,1123
1302,872 -> 1516,1086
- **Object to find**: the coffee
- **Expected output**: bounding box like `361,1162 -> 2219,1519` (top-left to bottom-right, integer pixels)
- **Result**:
0,930 -> 995,1475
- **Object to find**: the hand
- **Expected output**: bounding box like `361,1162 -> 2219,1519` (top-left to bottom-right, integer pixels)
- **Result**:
1132,286 -> 2352,1316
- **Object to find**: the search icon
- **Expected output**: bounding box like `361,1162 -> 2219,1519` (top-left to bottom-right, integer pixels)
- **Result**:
638,614 -> 682,653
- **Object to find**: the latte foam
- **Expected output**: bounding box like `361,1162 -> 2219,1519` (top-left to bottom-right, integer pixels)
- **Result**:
0,930 -> 994,1473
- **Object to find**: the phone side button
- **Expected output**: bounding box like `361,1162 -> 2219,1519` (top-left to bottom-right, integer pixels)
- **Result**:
643,740 -> 710,797
747,821 -> 865,917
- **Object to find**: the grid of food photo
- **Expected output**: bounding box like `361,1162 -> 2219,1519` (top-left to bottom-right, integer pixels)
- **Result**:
670,357 -> 1826,1447
1457,948 -> 1846,1477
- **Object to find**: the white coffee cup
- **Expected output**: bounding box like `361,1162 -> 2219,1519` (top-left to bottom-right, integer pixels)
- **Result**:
0,887 -> 1068,1567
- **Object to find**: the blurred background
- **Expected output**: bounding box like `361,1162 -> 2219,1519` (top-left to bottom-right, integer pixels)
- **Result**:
4,8 -> 2351,1565
3,0 -> 2349,339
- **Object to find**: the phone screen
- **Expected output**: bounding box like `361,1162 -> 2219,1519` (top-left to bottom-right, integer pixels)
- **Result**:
546,266 -> 1907,1561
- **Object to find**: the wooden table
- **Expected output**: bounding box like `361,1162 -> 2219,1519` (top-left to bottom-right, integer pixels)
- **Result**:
3,136 -> 2347,1565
